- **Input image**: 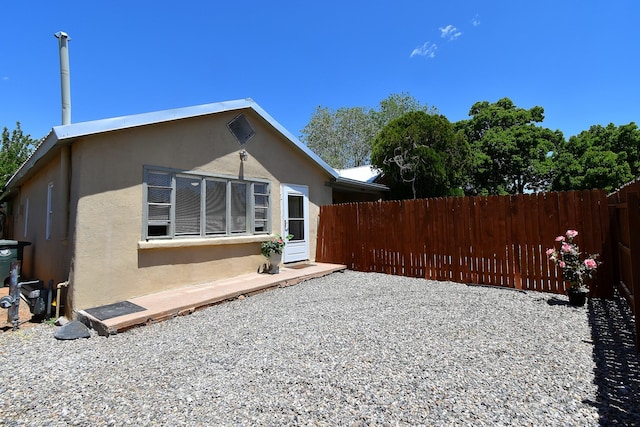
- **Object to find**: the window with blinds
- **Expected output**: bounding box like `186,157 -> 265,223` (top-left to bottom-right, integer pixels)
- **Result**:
143,168 -> 270,240
254,183 -> 269,234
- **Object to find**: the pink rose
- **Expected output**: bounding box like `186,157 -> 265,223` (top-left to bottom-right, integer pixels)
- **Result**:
566,230 -> 579,239
561,243 -> 573,253
555,236 -> 565,242
559,261 -> 566,268
584,259 -> 597,269
545,248 -> 554,256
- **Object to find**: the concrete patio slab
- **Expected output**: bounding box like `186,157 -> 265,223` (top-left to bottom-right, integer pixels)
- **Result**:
77,262 -> 346,335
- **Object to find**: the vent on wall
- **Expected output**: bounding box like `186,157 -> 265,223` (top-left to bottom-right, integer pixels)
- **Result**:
227,114 -> 255,146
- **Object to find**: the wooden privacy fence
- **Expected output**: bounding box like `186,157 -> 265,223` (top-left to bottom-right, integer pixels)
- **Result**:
607,179 -> 640,350
317,190 -> 614,298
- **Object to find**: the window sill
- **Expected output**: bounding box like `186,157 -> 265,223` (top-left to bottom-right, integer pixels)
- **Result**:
138,234 -> 273,250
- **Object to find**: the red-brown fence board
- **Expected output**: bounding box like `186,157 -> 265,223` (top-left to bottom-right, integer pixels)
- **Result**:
541,193 -> 554,292
436,198 -> 445,280
606,179 -> 640,350
498,196 -> 507,286
510,194 -> 523,289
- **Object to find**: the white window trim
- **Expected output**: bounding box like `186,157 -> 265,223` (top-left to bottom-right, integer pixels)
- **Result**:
142,166 -> 271,240
138,234 -> 272,250
23,198 -> 29,239
46,182 -> 54,240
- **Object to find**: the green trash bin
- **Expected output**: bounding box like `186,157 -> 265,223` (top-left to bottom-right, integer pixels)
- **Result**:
0,240 -> 31,286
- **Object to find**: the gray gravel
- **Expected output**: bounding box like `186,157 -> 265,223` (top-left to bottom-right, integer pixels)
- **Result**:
0,270 -> 624,426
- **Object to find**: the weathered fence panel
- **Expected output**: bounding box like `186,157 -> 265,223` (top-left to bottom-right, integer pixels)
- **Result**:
608,180 -> 640,351
317,190 -> 613,297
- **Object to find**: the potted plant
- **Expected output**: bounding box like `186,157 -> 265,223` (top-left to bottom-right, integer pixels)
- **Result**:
546,229 -> 599,306
260,234 -> 291,274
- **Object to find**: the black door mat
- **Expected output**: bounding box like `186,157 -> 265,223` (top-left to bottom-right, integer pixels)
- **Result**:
84,301 -> 146,321
287,263 -> 316,269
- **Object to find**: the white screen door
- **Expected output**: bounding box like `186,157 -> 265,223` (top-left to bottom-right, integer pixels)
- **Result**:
282,184 -> 309,263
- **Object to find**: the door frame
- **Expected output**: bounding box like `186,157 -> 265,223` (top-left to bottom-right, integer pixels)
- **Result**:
281,184 -> 309,263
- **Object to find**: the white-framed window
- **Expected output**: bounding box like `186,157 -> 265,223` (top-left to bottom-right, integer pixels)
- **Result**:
46,182 -> 54,240
143,167 -> 270,240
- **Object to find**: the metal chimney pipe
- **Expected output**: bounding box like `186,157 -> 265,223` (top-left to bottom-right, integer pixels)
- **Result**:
54,31 -> 71,125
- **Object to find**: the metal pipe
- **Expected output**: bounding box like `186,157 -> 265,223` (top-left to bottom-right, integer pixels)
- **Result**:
54,31 -> 71,125
7,261 -> 20,330
55,281 -> 69,319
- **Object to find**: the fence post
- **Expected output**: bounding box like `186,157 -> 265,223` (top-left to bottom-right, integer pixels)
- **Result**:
607,201 -> 619,298
625,192 -> 640,351
592,191 -> 612,299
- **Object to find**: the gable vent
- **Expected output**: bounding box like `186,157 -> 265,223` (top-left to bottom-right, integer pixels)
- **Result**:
227,114 -> 255,146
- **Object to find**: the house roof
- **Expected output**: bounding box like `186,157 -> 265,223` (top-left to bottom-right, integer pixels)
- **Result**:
336,165 -> 383,183
2,98 -> 385,195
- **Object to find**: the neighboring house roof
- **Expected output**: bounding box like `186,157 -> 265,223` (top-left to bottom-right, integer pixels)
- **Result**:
337,165 -> 383,183
2,98 -> 386,195
333,165 -> 387,194
333,165 -> 389,193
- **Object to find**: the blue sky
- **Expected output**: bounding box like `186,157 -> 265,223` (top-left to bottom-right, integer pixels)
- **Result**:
2,1 -> 639,143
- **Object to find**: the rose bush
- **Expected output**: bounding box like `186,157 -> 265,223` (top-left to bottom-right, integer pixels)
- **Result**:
261,234 -> 293,258
546,229 -> 599,292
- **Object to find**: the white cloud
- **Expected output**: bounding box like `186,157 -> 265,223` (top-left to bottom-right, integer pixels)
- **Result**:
439,24 -> 462,41
410,42 -> 437,59
472,15 -> 481,27
2,77 -> 8,81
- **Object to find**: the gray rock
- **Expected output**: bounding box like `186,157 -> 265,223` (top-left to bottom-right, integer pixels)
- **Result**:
54,316 -> 69,326
54,320 -> 91,340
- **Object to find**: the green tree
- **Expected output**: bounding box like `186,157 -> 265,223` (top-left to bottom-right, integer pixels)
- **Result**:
552,124 -> 635,192
300,92 -> 434,169
374,92 -> 438,129
458,97 -> 559,195
1,122 -> 36,190
371,111 -> 470,199
300,105 -> 377,169
608,122 -> 640,177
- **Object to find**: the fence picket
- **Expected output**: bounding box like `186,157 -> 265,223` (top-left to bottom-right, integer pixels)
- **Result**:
511,195 -> 524,290
475,197 -> 488,284
543,192 -> 560,292
497,195 -> 508,287
458,197 -> 471,283
488,196 -> 497,286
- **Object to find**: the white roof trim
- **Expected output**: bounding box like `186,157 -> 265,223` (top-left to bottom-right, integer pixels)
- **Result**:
332,176 -> 389,192
4,98 -> 339,190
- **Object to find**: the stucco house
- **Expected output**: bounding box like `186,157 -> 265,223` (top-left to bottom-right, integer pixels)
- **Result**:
1,99 -> 386,316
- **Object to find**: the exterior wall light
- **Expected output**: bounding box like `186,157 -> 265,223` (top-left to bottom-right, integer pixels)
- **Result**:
239,150 -> 249,161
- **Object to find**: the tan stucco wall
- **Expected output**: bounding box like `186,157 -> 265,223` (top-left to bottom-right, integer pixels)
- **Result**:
8,150 -> 72,289
69,110 -> 332,310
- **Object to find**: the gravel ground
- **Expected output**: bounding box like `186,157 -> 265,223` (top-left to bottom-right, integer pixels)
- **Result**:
0,270 -> 636,426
